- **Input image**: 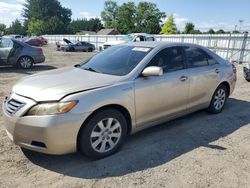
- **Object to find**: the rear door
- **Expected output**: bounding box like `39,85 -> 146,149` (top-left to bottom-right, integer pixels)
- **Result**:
0,38 -> 13,64
183,46 -> 221,111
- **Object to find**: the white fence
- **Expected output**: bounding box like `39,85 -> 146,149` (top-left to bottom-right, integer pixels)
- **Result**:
43,33 -> 250,62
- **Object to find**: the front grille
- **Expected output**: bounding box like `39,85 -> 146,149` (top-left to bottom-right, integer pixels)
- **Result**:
5,98 -> 25,115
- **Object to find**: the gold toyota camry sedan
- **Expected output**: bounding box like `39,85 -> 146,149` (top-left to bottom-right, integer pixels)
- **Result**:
2,42 -> 237,159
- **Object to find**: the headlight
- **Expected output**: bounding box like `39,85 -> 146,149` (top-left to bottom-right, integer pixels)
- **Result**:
26,100 -> 78,116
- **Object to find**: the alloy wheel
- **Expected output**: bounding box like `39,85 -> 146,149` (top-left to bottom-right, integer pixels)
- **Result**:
90,118 -> 122,153
214,88 -> 226,110
19,57 -> 33,69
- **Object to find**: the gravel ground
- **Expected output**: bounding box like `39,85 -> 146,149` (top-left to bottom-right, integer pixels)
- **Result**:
0,45 -> 250,188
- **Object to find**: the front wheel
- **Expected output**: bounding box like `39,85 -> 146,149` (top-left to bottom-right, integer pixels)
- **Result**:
207,84 -> 228,114
78,109 -> 127,159
18,56 -> 33,69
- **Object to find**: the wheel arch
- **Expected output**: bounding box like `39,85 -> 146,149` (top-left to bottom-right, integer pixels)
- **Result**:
76,104 -> 132,150
219,81 -> 230,97
17,55 -> 34,64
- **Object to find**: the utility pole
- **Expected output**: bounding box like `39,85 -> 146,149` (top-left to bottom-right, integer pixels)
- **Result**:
239,20 -> 244,33
234,25 -> 237,33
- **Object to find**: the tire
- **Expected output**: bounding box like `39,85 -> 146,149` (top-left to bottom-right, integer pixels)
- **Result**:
88,48 -> 93,52
18,56 -> 33,69
246,78 -> 250,82
78,109 -> 127,159
69,47 -> 75,52
207,84 -> 228,114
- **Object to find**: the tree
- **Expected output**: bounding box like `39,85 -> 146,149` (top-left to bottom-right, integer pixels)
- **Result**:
101,0 -> 119,29
160,15 -> 178,34
116,2 -> 136,34
23,0 -> 72,34
216,29 -> 225,34
135,2 -> 166,34
87,18 -> 103,32
190,29 -> 202,34
0,23 -> 6,35
184,22 -> 195,34
68,18 -> 103,34
207,28 -> 215,34
27,19 -> 46,35
6,19 -> 26,35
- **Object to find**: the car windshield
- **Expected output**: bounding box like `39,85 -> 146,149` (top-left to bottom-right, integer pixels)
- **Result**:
122,34 -> 134,42
80,45 -> 152,76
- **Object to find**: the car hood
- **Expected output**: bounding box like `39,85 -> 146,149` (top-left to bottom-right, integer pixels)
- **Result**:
104,40 -> 126,46
13,67 -> 121,101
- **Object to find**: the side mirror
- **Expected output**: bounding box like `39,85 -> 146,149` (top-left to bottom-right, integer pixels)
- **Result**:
142,66 -> 163,77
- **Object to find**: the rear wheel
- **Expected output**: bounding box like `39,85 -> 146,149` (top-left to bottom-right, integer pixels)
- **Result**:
88,48 -> 93,52
207,84 -> 228,114
78,109 -> 127,159
18,56 -> 33,69
69,47 -> 75,52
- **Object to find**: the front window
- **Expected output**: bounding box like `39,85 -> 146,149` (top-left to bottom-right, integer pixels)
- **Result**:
122,34 -> 134,42
147,47 -> 185,73
80,45 -> 152,76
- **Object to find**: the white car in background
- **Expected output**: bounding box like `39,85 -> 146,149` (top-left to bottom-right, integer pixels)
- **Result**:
103,33 -> 156,49
4,35 -> 28,42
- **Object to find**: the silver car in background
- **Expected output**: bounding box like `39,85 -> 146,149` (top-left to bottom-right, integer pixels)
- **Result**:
2,42 -> 236,159
0,37 -> 45,69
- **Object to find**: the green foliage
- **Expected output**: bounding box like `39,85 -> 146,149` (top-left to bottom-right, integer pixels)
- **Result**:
184,22 -> 195,34
160,15 -> 178,34
207,29 -> 215,34
190,30 -> 202,34
6,19 -> 26,35
216,29 -> 226,34
101,0 -> 119,29
116,2 -> 136,34
102,1 -> 165,34
135,2 -> 166,34
23,0 -> 72,35
68,18 -> 103,34
27,19 -> 45,36
0,23 -> 6,35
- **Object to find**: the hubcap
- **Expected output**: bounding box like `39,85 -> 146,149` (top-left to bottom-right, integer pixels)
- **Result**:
19,57 -> 32,68
90,118 -> 122,153
214,88 -> 226,110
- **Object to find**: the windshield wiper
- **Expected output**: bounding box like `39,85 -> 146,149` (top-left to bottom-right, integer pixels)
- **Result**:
83,67 -> 99,73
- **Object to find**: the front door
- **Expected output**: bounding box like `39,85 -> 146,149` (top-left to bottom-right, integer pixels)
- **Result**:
134,46 -> 189,127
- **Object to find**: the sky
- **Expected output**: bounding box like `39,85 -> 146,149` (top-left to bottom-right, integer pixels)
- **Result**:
0,0 -> 250,32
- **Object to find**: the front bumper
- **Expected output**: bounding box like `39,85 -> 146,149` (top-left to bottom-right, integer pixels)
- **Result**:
2,93 -> 90,155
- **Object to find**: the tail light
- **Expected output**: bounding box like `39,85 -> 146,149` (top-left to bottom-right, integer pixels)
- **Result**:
36,49 -> 43,55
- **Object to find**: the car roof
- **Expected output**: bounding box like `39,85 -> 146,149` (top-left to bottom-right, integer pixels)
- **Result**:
121,41 -> 206,49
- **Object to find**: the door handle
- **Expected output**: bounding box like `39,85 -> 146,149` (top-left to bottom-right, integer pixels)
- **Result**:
215,68 -> 220,74
180,76 -> 188,82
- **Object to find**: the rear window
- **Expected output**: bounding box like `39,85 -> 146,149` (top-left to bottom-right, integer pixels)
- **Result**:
184,47 -> 209,68
80,45 -> 152,76
0,38 -> 13,48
